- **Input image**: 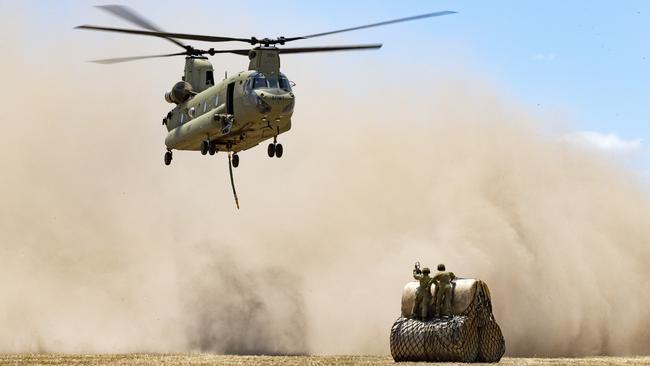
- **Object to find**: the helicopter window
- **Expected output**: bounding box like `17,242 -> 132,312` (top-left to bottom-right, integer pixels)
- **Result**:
180,113 -> 185,124
202,101 -> 207,113
205,71 -> 214,86
267,77 -> 279,89
214,95 -> 219,107
252,74 -> 268,89
279,75 -> 292,92
243,79 -> 252,95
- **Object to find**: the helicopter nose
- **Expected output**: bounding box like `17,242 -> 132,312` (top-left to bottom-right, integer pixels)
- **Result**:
255,89 -> 295,115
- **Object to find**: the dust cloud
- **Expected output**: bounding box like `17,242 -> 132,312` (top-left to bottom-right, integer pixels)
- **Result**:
1,3 -> 650,358
182,249 -> 307,355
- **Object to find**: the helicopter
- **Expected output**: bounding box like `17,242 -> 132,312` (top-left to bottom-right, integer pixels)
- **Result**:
77,5 -> 455,207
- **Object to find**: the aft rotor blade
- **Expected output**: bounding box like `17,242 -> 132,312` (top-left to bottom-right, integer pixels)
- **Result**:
278,44 -> 382,54
75,25 -> 252,44
284,10 -> 456,42
90,51 -> 188,64
96,4 -> 187,49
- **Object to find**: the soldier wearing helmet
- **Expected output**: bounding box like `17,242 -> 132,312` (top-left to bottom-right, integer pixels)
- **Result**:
411,263 -> 434,320
432,263 -> 456,317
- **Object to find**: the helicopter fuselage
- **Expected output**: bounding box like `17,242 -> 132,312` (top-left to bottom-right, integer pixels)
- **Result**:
163,67 -> 294,154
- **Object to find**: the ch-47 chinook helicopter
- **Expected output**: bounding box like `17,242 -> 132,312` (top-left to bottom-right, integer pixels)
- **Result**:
77,5 -> 455,207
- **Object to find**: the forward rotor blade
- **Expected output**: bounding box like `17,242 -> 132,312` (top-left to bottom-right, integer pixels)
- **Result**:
97,5 -> 163,33
278,44 -> 382,54
96,4 -> 187,49
75,25 -> 251,44
90,51 -> 188,64
284,10 -> 456,42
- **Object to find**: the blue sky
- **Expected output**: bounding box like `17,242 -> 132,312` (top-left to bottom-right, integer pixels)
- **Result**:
20,0 -> 650,170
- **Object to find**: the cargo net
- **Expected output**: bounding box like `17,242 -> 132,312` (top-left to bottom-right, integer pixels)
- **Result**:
390,281 -> 505,363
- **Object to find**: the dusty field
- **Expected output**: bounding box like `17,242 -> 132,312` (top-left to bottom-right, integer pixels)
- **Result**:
0,355 -> 648,366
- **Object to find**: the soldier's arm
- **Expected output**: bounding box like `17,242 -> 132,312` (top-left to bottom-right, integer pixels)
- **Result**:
450,272 -> 456,281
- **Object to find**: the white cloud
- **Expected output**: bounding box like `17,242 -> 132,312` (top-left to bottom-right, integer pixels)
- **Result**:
532,53 -> 556,61
564,131 -> 643,153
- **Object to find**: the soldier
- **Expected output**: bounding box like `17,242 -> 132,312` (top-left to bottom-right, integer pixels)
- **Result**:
411,264 -> 434,320
432,263 -> 456,317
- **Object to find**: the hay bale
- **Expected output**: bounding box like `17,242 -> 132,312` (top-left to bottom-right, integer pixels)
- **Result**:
390,278 -> 505,363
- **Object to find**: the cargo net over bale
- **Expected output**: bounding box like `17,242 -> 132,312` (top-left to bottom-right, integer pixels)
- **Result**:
390,279 -> 505,363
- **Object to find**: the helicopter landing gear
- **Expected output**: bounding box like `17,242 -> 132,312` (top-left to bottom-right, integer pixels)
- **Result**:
201,140 -> 209,155
164,150 -> 172,166
202,140 -> 218,156
232,153 -> 240,168
267,143 -> 283,158
268,134 -> 284,158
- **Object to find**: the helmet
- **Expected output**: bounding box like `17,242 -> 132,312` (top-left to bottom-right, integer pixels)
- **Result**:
422,267 -> 431,274
437,264 -> 446,271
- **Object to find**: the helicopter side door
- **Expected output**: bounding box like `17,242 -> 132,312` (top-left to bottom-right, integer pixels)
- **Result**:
226,82 -> 235,115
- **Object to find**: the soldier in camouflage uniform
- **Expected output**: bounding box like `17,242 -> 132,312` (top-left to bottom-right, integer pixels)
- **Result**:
411,266 -> 434,320
432,263 -> 456,317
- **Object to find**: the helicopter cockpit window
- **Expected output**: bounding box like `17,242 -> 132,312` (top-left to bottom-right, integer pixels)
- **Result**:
279,74 -> 292,92
205,70 -> 214,86
267,77 -> 279,89
252,74 -> 269,89
243,79 -> 252,95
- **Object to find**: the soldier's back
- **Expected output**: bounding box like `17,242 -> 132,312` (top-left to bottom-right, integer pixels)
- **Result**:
434,271 -> 454,286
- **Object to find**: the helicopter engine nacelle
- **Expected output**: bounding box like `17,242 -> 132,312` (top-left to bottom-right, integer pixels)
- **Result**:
164,81 -> 196,104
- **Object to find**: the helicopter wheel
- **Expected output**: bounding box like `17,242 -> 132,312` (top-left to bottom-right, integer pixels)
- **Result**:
275,143 -> 284,158
164,151 -> 172,166
209,142 -> 217,155
267,143 -> 276,157
232,153 -> 240,168
201,140 -> 209,155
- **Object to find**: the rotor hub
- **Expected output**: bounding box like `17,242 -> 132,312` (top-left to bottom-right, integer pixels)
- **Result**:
250,37 -> 288,47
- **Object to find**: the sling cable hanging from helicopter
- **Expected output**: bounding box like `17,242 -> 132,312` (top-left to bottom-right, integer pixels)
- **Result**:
227,152 -> 240,209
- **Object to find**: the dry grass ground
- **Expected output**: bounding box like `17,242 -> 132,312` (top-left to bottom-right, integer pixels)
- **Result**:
0,355 -> 648,366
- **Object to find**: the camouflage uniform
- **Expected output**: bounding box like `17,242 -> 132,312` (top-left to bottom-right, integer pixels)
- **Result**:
433,265 -> 455,317
411,268 -> 434,320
